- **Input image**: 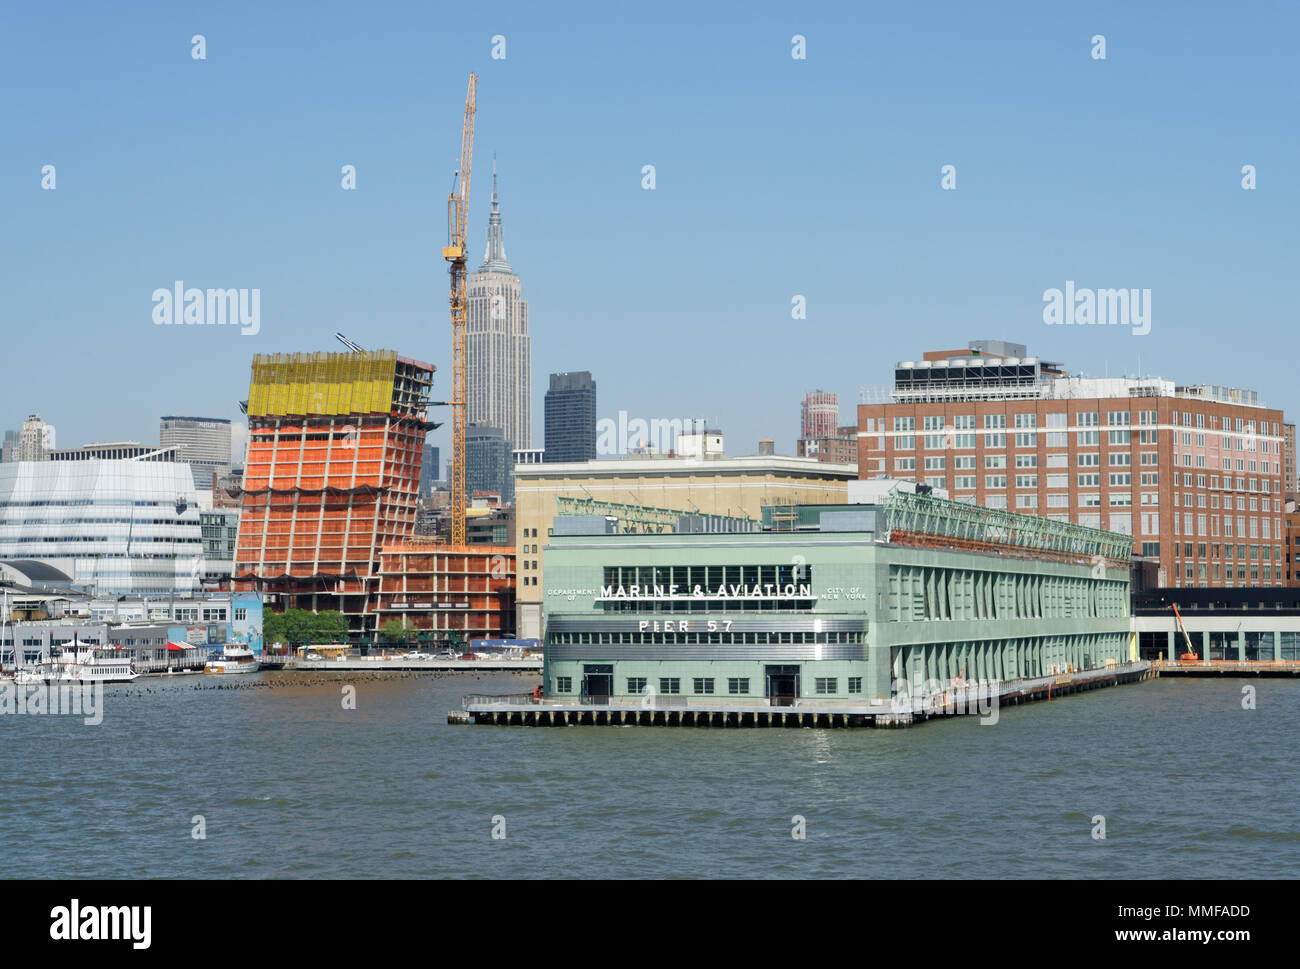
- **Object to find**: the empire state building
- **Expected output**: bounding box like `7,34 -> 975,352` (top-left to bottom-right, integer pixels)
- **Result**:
467,161 -> 532,451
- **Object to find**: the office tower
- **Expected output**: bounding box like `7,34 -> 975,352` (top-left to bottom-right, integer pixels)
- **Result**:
544,371 -> 597,463
419,443 -> 441,498
467,162 -> 531,449
160,416 -> 232,491
466,423 -> 513,504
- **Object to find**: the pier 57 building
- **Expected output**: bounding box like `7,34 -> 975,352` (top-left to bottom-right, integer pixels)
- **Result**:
540,482 -> 1133,705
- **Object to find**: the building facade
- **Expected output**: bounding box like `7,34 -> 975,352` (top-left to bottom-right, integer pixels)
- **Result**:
200,508 -> 240,590
467,164 -> 531,450
513,454 -> 859,639
160,416 -> 232,491
419,443 -> 441,498
232,350 -> 434,634
51,442 -> 179,462
540,487 -> 1132,705
543,371 -> 596,463
858,343 -> 1286,589
0,459 -> 202,595
372,543 -> 516,642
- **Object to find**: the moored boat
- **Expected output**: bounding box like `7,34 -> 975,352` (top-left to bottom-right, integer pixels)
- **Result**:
204,645 -> 260,675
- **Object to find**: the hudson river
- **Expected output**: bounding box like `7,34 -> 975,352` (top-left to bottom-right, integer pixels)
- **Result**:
3,673 -> 1297,878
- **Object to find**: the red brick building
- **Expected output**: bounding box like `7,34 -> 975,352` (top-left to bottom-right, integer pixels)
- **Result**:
858,342 -> 1286,588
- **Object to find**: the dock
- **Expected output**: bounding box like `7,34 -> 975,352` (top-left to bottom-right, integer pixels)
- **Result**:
296,656 -> 541,673
454,661 -> 1153,728
1152,658 -> 1300,677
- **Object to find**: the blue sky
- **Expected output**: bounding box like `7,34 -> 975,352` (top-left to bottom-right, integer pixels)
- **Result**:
2,0 -> 1296,464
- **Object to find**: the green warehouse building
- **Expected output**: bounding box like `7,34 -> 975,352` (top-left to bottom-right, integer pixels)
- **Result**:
540,484 -> 1134,707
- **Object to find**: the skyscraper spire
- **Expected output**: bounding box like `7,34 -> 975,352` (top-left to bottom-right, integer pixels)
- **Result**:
478,154 -> 512,273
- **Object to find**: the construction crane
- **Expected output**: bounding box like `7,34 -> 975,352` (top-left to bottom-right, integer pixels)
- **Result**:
442,73 -> 477,547
1171,603 -> 1200,662
335,332 -> 364,353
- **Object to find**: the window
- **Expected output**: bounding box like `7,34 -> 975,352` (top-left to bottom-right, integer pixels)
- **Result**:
727,677 -> 749,695
848,677 -> 862,694
985,475 -> 1007,489
814,677 -> 838,695
1078,453 -> 1099,467
985,455 -> 1006,469
693,677 -> 715,695
627,677 -> 646,694
924,456 -> 946,470
555,677 -> 572,693
1015,475 -> 1037,489
659,677 -> 681,694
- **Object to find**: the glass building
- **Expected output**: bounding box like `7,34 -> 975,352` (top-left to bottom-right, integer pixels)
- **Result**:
544,371 -> 596,463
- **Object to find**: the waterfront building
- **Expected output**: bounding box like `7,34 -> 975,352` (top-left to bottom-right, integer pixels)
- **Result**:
858,341 -> 1286,589
0,459 -> 202,596
466,423 -> 513,504
0,590 -> 264,668
513,453 -> 858,638
540,481 -> 1133,704
160,416 -> 232,492
232,350 -> 434,635
372,543 -> 515,642
467,163 -> 531,450
1,429 -> 18,463
543,372 -> 596,463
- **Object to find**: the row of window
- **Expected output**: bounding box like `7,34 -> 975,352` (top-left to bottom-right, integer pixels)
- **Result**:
552,676 -> 866,696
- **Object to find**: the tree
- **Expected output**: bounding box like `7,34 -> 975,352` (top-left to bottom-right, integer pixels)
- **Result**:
308,610 -> 348,644
380,619 -> 408,643
262,609 -> 347,646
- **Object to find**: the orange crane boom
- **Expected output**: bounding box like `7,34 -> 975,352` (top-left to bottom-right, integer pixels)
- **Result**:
443,73 -> 477,547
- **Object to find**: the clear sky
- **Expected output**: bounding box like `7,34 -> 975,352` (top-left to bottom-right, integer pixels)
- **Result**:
3,0 -> 1297,464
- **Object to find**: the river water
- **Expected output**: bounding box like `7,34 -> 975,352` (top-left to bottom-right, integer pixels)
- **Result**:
2,672 -> 1296,879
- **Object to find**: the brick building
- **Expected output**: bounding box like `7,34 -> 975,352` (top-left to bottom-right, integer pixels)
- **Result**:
857,342 -> 1285,589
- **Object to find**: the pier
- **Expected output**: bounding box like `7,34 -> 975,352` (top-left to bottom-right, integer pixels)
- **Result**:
454,661 -> 1153,727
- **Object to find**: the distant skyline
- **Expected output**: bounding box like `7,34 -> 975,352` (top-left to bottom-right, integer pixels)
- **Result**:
3,1 -> 1297,462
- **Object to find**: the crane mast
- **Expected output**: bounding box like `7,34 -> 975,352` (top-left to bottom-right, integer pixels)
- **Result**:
443,73 -> 477,547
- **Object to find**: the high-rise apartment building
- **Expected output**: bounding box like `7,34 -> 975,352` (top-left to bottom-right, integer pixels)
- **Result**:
160,416 -> 232,491
857,341 -> 1286,588
232,350 -> 434,634
467,163 -> 531,450
15,414 -> 52,461
543,371 -> 596,463
800,391 -> 839,440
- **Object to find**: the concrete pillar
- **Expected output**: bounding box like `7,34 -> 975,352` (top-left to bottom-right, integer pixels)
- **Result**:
1236,629 -> 1245,663
1200,629 -> 1209,662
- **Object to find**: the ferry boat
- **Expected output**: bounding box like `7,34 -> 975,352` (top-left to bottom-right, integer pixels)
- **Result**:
204,645 -> 260,675
42,643 -> 138,684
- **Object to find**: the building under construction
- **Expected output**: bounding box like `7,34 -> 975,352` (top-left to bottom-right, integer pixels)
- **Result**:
233,350 -> 435,635
372,543 -> 516,642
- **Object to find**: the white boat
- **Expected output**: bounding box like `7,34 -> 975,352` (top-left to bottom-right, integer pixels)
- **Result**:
42,643 -> 138,683
204,645 -> 260,675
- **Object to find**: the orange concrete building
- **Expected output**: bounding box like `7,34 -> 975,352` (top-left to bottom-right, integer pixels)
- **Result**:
233,350 -> 435,634
373,544 -> 516,640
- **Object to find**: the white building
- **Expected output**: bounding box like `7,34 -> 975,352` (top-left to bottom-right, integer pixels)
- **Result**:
0,460 -> 203,595
467,162 -> 532,450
